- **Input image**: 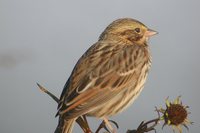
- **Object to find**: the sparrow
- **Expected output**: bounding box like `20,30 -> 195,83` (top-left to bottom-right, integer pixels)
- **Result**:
55,18 -> 157,133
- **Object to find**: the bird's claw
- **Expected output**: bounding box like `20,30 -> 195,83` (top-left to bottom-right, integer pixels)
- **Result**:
95,119 -> 119,133
108,120 -> 119,129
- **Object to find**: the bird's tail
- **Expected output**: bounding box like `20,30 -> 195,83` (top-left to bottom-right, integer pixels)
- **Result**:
55,117 -> 76,133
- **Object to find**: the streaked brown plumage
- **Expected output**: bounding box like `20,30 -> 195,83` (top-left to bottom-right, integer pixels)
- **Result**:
55,18 -> 157,133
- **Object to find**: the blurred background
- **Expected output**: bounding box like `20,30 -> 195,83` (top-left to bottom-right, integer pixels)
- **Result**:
0,0 -> 199,132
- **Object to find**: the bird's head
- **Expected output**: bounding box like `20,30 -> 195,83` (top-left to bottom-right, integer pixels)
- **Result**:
99,18 -> 157,46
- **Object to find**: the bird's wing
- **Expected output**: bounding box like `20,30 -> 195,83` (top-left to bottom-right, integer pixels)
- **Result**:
58,41 -> 146,118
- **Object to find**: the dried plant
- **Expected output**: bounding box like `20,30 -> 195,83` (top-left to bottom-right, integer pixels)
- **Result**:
37,83 -> 192,133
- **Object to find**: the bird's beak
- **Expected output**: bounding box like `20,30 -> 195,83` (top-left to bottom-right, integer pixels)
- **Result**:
145,29 -> 158,37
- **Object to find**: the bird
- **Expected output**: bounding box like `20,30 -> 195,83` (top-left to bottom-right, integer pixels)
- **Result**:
55,18 -> 157,133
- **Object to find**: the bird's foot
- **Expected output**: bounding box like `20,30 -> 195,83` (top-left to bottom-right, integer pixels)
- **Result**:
95,118 -> 119,133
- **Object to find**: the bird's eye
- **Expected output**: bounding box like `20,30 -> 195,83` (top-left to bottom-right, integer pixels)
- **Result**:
134,28 -> 140,33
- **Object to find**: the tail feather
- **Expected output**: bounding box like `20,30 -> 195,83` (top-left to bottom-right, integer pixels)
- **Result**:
55,117 -> 76,133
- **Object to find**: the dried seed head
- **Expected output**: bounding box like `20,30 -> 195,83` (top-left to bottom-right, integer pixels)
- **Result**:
165,103 -> 187,125
157,96 -> 193,133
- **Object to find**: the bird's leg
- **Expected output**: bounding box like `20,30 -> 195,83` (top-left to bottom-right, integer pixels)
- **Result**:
83,115 -> 89,128
95,118 -> 119,133
103,117 -> 117,133
83,115 -> 92,133
95,120 -> 110,133
76,115 -> 92,133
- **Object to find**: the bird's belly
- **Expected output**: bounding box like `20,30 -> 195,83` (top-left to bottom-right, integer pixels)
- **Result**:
87,80 -> 146,118
87,62 -> 150,118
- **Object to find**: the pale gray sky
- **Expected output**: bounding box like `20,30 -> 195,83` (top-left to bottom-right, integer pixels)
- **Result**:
0,0 -> 200,132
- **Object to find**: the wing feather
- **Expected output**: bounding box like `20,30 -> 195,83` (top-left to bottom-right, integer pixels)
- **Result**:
58,41 -> 146,118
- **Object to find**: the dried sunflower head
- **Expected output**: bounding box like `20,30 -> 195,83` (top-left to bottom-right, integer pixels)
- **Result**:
157,96 -> 193,133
